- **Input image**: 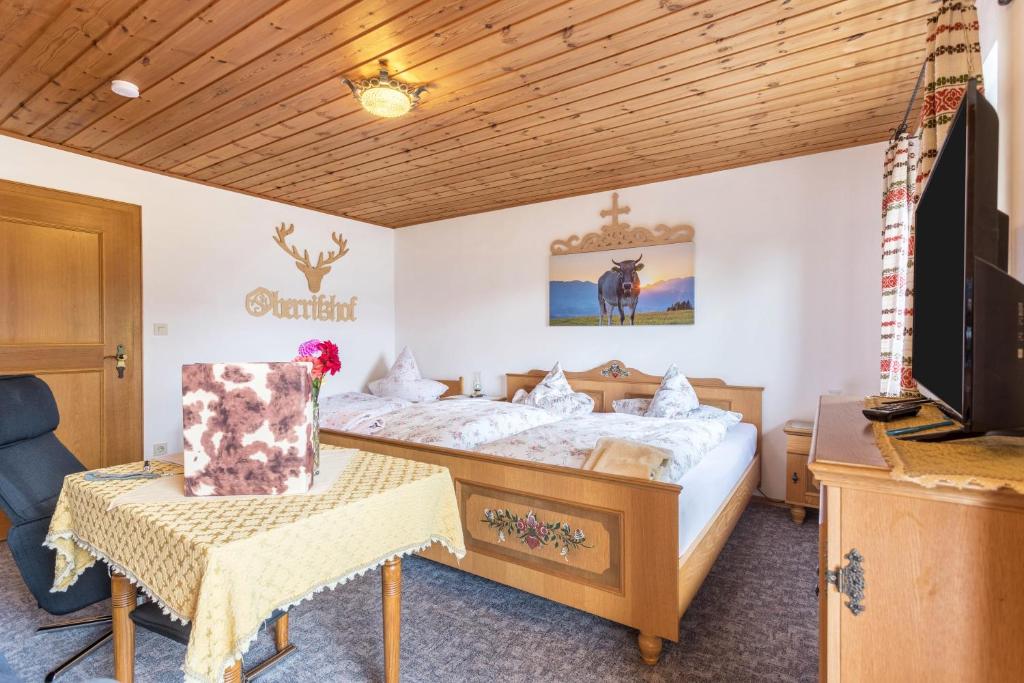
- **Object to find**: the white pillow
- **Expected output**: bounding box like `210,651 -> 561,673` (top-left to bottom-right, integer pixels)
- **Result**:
532,362 -> 574,397
368,347 -> 447,402
684,404 -> 743,425
514,363 -> 594,417
645,364 -> 699,418
386,346 -> 421,382
612,398 -> 651,416
368,377 -> 447,402
529,391 -> 594,417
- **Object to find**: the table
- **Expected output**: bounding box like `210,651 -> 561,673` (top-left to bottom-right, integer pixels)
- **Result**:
46,448 -> 465,683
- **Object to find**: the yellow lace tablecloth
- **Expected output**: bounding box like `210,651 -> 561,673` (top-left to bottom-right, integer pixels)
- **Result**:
869,400 -> 1024,493
45,448 -> 466,683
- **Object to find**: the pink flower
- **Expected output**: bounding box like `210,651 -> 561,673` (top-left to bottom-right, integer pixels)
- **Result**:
298,339 -> 323,357
525,536 -> 540,550
516,519 -> 526,531
539,526 -> 548,537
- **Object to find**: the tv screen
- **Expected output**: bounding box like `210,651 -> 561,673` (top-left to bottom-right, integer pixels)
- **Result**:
911,79 -> 1024,437
913,106 -> 968,416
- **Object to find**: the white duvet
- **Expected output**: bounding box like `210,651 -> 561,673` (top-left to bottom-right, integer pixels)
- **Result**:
352,399 -> 561,451
318,392 -> 412,433
476,412 -> 734,483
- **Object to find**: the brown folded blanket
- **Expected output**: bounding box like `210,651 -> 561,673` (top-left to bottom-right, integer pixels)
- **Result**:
582,437 -> 672,480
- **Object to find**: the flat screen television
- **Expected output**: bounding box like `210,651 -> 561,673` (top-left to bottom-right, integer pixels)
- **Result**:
912,79 -> 1024,439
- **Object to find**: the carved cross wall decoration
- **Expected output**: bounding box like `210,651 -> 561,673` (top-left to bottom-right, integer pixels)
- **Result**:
550,193 -> 694,255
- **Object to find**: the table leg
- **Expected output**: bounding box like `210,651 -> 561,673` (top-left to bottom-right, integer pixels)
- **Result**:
274,613 -> 289,652
381,557 -> 402,683
223,660 -> 242,683
110,572 -> 136,683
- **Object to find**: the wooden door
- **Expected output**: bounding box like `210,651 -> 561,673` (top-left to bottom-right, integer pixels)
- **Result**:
0,179 -> 142,478
828,486 -> 1024,681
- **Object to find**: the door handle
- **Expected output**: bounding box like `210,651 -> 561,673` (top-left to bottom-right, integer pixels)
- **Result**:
104,344 -> 128,379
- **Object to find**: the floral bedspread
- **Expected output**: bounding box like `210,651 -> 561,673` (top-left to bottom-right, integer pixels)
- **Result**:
476,413 -> 733,483
318,392 -> 412,433
354,399 -> 561,451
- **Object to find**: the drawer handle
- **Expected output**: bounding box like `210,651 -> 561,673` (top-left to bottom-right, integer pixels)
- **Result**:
826,549 -> 865,616
791,471 -> 799,484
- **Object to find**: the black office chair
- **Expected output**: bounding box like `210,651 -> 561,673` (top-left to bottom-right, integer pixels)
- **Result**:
0,375 -> 113,681
1,375 -> 296,681
129,605 -> 295,681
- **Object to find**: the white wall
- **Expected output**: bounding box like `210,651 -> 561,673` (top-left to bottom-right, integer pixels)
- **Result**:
1008,0 -> 1023,279
0,135 -> 395,458
978,0 -> 1023,279
395,144 -> 885,498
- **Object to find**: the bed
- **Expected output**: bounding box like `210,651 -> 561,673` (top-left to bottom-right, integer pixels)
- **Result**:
338,397 -> 560,450
321,361 -> 762,664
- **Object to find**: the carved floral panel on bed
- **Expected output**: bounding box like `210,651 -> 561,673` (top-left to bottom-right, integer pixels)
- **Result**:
460,481 -> 623,592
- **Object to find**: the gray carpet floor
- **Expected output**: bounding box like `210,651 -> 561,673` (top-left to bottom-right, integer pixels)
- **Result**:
0,502 -> 817,682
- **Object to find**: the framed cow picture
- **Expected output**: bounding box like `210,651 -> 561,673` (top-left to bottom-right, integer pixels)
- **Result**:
548,193 -> 695,327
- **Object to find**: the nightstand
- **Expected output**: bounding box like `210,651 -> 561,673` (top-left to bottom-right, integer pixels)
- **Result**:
783,419 -> 818,523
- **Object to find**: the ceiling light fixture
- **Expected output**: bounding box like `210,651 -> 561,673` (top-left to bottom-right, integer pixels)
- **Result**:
342,62 -> 425,118
110,80 -> 140,98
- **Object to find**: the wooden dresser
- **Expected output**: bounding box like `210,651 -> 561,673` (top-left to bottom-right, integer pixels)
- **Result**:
809,396 -> 1024,682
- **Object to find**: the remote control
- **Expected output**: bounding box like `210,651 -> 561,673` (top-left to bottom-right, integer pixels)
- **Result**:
862,404 -> 923,422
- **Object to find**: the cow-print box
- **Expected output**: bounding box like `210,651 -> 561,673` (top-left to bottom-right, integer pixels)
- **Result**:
182,362 -> 315,496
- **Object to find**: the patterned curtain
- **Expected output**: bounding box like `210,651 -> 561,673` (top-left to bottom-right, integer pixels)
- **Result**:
880,134 -> 919,396
879,0 -> 983,396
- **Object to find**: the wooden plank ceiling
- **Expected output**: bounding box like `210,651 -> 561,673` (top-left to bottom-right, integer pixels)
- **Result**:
0,0 -> 934,227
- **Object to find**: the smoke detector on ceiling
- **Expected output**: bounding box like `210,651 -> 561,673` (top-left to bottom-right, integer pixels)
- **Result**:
110,80 -> 140,98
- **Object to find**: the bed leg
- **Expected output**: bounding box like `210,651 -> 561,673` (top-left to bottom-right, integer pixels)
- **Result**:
637,632 -> 663,665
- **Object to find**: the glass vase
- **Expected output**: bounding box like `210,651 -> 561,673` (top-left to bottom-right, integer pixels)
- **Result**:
312,400 -> 321,477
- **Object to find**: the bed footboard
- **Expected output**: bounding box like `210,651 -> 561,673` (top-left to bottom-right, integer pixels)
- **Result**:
323,431 -> 683,645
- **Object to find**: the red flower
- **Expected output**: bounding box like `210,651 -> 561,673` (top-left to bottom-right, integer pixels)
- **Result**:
318,340 -> 341,376
293,354 -> 326,380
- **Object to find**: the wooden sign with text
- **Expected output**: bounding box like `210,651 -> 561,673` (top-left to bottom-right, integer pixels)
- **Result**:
245,223 -> 358,323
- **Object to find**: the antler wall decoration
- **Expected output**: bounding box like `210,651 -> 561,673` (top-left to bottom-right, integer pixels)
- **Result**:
272,222 -> 350,293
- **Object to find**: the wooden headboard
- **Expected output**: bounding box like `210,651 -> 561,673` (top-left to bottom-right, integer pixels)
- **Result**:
506,360 -> 763,441
437,377 -> 463,398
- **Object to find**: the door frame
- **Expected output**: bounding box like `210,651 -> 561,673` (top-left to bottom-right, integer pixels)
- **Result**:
0,178 -> 143,469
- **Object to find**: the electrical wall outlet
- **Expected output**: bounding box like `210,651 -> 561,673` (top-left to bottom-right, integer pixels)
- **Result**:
152,442 -> 168,457
153,323 -> 169,336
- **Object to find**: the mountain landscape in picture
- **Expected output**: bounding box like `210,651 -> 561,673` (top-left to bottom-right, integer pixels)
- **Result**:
548,242 -> 695,326
549,277 -> 695,325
